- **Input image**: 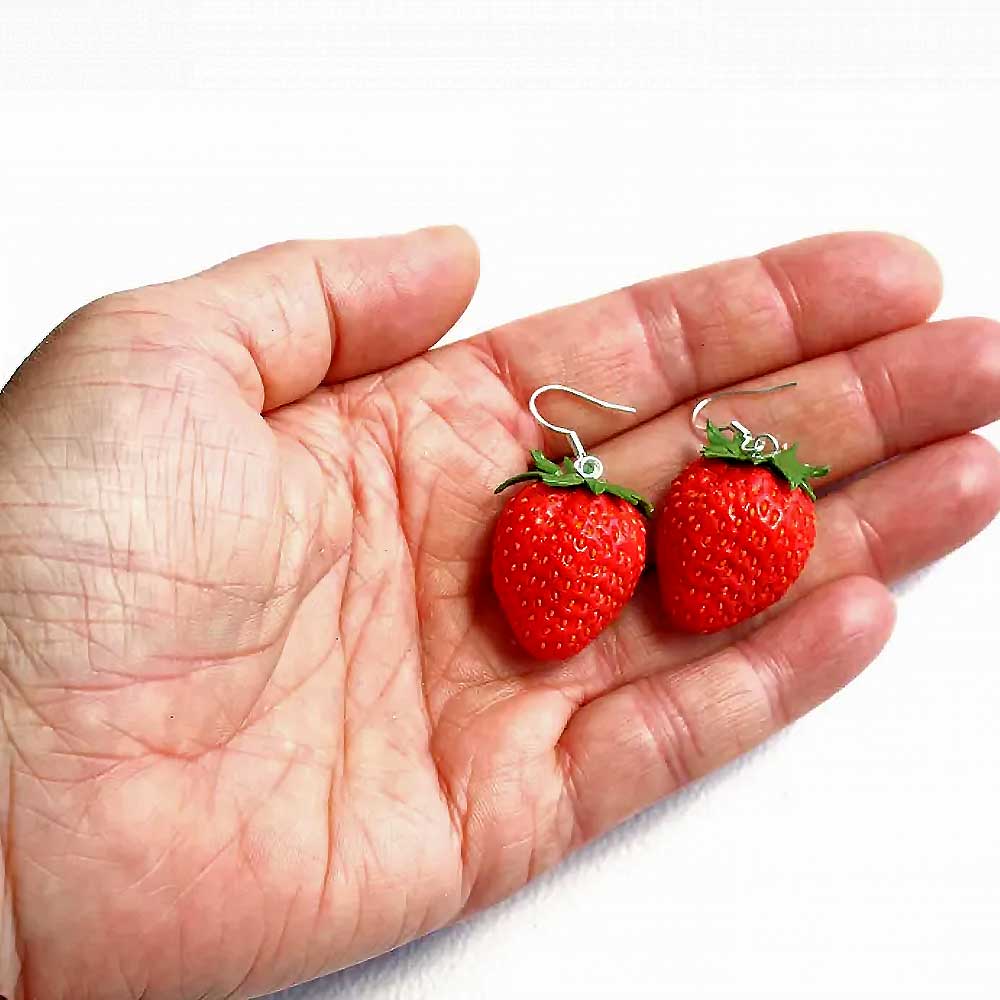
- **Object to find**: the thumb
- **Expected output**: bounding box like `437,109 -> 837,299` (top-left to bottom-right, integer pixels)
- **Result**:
18,226 -> 480,413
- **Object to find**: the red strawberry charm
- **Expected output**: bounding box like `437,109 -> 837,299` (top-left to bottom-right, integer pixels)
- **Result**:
493,450 -> 652,660
656,416 -> 829,634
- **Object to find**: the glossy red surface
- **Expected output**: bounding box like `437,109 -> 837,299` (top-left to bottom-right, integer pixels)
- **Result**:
492,481 -> 647,660
655,458 -> 817,634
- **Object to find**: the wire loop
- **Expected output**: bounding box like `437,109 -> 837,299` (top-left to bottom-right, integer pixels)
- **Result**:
690,382 -> 797,457
528,384 -> 636,479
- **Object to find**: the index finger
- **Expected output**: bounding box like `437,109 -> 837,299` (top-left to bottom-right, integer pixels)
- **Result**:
452,232 -> 941,453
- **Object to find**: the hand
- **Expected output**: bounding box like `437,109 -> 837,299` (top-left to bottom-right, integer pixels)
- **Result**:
1,228 -> 997,999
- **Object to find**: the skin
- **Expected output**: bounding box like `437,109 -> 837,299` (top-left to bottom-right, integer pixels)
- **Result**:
0,227 -> 998,999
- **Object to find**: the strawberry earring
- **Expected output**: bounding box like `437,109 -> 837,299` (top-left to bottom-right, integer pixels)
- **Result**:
492,384 -> 653,661
655,382 -> 830,634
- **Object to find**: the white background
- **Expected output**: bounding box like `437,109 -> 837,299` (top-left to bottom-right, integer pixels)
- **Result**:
2,3 -> 999,998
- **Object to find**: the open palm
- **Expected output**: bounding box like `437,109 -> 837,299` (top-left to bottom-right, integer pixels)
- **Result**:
1,227 -> 998,1000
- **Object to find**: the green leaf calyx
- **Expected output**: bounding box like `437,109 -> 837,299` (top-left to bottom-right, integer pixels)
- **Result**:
495,450 -> 653,516
701,420 -> 830,501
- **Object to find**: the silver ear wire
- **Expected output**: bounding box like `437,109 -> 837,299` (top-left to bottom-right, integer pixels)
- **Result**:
690,381 -> 797,458
529,384 -> 636,480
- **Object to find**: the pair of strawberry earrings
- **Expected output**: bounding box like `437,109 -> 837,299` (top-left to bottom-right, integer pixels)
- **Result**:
491,383 -> 829,660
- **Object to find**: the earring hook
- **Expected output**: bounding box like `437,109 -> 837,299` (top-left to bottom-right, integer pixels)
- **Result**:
529,383 -> 636,480
690,381 -> 797,458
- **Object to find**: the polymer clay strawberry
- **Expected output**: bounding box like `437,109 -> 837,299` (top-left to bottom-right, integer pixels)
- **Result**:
493,451 -> 652,660
655,421 -> 829,634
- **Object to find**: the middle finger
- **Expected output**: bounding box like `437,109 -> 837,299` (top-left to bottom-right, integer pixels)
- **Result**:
598,316 -> 1000,498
